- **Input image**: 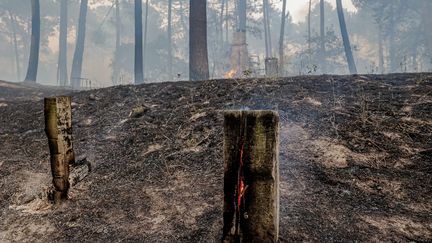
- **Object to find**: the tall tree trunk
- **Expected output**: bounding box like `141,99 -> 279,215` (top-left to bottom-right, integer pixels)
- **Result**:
308,0 -> 311,53
263,0 -> 270,58
189,0 -> 209,81
230,0 -> 248,76
225,0 -> 229,43
143,0 -> 149,81
422,0 -> 432,71
220,0 -> 225,45
168,0 -> 173,80
71,0 -> 88,89
378,22 -> 384,74
265,0 -> 272,56
278,0 -> 287,76
134,0 -> 144,84
58,0 -> 68,86
388,3 -> 404,73
319,0 -> 326,73
8,12 -> 21,81
112,0 -> 121,85
238,0 -> 246,32
388,4 -> 398,73
24,0 -> 40,83
336,0 -> 357,74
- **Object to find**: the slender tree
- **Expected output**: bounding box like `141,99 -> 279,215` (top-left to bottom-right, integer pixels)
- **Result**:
308,0 -> 312,53
58,0 -> 68,86
8,12 -> 21,81
71,0 -> 88,88
378,22 -> 384,74
24,0 -> 40,83
112,0 -> 121,85
134,0 -> 144,84
278,0 -> 287,75
142,0 -> 149,81
220,0 -> 225,45
189,0 -> 209,81
319,0 -> 326,73
336,0 -> 357,74
168,0 -> 173,80
263,0 -> 271,58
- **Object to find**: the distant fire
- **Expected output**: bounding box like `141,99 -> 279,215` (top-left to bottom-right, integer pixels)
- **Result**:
224,69 -> 237,79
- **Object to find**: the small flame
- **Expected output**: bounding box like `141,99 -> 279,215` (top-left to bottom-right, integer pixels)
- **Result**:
224,69 -> 237,79
237,144 -> 245,207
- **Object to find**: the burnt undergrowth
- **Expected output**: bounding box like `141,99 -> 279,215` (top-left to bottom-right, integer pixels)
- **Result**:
0,73 -> 431,242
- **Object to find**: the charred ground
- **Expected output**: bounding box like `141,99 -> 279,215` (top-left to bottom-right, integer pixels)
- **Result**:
0,74 -> 431,242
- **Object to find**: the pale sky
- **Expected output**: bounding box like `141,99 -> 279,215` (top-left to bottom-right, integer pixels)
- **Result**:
278,0 -> 357,23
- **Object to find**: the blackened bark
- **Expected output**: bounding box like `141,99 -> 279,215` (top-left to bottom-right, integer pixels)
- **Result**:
189,0 -> 209,81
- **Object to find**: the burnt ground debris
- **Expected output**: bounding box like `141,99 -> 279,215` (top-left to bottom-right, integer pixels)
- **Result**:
0,73 -> 431,242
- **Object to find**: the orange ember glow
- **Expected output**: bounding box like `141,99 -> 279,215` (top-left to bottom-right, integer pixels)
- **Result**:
224,69 -> 237,79
237,144 -> 245,207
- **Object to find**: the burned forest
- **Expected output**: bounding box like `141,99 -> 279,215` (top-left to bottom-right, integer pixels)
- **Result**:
0,0 -> 431,242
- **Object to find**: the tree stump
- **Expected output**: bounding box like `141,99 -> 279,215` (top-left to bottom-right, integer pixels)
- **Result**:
44,96 -> 75,203
265,58 -> 279,77
223,110 -> 279,243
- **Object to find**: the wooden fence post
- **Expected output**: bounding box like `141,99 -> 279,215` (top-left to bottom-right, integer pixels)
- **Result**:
44,96 -> 75,203
223,110 -> 280,243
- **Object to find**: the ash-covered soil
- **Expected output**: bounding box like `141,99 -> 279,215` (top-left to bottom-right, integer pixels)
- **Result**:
0,74 -> 431,242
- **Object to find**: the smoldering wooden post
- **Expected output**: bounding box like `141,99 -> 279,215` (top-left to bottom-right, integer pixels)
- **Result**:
44,96 -> 75,203
265,58 -> 279,77
223,110 -> 279,243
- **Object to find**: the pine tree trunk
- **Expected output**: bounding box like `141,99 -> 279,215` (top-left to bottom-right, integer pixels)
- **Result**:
388,4 -> 396,73
189,0 -> 209,81
71,0 -> 88,89
265,0 -> 272,56
134,0 -> 144,84
225,0 -> 229,43
58,0 -> 68,86
378,22 -> 384,74
112,0 -> 121,85
263,0 -> 270,58
143,0 -> 149,81
308,0 -> 311,53
24,0 -> 40,83
319,0 -> 326,73
336,0 -> 357,74
220,0 -> 225,45
278,0 -> 287,76
168,0 -> 173,80
8,12 -> 21,81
